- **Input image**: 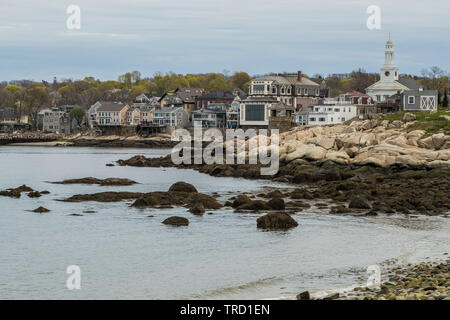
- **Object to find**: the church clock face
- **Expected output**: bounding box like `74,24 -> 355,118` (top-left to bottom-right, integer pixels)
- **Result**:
385,71 -> 390,77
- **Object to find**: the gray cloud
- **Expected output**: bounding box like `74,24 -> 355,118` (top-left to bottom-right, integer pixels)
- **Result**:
0,0 -> 448,80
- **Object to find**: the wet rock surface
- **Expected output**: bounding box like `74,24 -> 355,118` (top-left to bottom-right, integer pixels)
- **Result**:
0,185 -> 35,198
32,206 -> 50,213
118,153 -> 450,217
162,216 -> 189,226
256,212 -> 299,230
52,177 -> 137,186
338,259 -> 450,300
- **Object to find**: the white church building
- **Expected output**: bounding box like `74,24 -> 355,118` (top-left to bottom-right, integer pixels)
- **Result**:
366,39 -> 424,102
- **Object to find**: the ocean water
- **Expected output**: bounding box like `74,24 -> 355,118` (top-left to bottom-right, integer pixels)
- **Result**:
0,146 -> 449,299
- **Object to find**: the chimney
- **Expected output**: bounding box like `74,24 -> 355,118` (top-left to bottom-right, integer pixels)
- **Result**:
297,71 -> 302,81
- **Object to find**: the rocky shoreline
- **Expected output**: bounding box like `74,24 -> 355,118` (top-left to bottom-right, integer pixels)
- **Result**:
316,258 -> 450,300
0,132 -> 176,148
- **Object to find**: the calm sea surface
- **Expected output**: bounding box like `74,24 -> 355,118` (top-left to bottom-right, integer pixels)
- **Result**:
0,146 -> 449,299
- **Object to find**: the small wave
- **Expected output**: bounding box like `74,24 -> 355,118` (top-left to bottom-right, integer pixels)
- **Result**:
185,276 -> 281,300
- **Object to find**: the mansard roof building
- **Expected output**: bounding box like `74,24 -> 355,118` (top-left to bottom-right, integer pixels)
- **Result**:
248,71 -> 320,110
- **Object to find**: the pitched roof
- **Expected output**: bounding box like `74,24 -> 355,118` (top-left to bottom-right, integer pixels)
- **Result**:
97,102 -> 126,112
176,88 -> 205,102
253,74 -> 320,87
397,77 -> 424,90
197,90 -> 235,100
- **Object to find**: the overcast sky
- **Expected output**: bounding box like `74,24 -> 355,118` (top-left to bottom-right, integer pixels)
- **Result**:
0,0 -> 448,81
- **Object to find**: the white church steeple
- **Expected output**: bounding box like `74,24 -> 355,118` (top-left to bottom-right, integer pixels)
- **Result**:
380,37 -> 399,82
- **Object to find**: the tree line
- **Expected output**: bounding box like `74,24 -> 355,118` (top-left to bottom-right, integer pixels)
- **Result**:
0,67 -> 448,129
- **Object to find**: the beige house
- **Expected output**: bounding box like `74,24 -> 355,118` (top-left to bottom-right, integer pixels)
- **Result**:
96,102 -> 128,126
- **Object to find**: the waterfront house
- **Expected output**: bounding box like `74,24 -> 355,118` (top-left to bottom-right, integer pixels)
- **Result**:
88,101 -> 103,128
239,96 -> 295,129
247,71 -> 321,110
152,107 -> 189,127
294,105 -> 357,126
95,102 -> 128,126
195,91 -> 236,109
160,88 -> 205,120
192,104 -> 227,127
268,102 -> 295,132
42,110 -> 72,134
226,97 -> 241,129
337,91 -> 377,118
403,89 -> 438,111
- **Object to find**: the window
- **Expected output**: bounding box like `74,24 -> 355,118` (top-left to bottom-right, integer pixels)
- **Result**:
310,117 -> 316,121
334,108 -> 340,112
245,105 -> 265,121
303,88 -> 308,95
319,117 -> 325,122
408,96 -> 415,104
253,85 -> 265,92
272,87 -> 276,94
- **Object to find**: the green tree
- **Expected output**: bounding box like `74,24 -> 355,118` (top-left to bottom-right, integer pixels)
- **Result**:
230,72 -> 251,90
23,85 -> 50,129
70,107 -> 86,127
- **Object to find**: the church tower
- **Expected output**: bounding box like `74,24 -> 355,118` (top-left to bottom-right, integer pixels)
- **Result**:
380,39 -> 399,82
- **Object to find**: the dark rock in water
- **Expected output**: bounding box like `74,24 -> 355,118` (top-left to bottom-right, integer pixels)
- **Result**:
106,163 -> 115,167
323,293 -> 340,300
168,181 -> 198,193
33,206 -> 50,213
207,212 -> 214,215
15,185 -> 34,192
267,198 -> 285,210
290,189 -> 314,200
224,201 -> 233,207
28,191 -> 42,198
62,192 -> 143,203
296,291 -> 310,300
238,200 -> 270,211
330,205 -> 351,214
232,195 -> 252,208
348,196 -> 371,209
100,178 -> 137,186
189,203 -> 205,215
0,184 -> 35,198
52,177 -> 137,186
256,212 -> 298,230
40,190 -> 50,195
162,216 -> 189,226
188,193 -> 222,209
68,214 -> 83,216
264,190 -> 284,199
0,189 -> 21,198
83,210 -> 96,213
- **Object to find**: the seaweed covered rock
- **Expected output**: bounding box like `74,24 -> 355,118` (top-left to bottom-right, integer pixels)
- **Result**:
189,203 -> 205,215
232,194 -> 252,208
257,212 -> 299,230
162,216 -> 189,226
168,181 -> 198,193
267,198 -> 285,210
